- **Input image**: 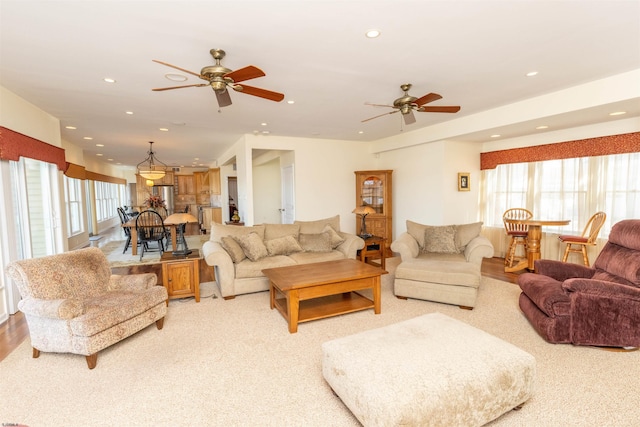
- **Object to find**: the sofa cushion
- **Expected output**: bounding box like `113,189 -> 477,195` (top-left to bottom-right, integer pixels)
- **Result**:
299,232 -> 332,252
423,225 -> 458,254
264,223 -> 300,241
211,223 -> 266,243
220,236 -> 247,263
237,232 -> 269,262
407,220 -> 428,249
295,215 -> 340,233
395,259 -> 481,288
455,222 -> 483,252
235,256 -> 296,279
323,224 -> 345,249
289,250 -> 346,264
265,235 -> 303,256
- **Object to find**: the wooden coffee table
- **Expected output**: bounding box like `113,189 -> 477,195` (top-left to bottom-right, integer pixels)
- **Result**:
263,259 -> 387,333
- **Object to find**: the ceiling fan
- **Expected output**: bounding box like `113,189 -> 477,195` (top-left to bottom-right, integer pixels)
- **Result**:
152,49 -> 284,108
362,84 -> 460,125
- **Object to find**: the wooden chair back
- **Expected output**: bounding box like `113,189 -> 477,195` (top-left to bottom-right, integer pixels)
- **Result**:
503,208 -> 533,235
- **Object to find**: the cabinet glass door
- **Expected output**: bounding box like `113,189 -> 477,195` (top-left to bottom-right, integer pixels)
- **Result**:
361,176 -> 384,214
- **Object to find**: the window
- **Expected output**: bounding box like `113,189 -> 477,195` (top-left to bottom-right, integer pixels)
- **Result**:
64,175 -> 84,236
94,181 -> 123,222
481,152 -> 640,238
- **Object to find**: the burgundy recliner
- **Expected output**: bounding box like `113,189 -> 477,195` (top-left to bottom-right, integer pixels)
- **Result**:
518,219 -> 640,348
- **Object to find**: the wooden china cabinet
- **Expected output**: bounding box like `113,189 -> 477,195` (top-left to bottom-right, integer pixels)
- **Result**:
355,170 -> 393,251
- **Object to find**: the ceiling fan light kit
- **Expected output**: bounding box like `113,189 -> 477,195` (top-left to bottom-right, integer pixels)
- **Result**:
152,49 -> 285,108
363,83 -> 461,125
137,141 -> 168,180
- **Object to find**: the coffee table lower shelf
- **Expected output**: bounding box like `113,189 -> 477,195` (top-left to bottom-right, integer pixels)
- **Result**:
273,291 -> 374,325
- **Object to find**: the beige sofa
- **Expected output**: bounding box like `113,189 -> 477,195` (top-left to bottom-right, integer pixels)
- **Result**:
390,221 -> 494,309
202,215 -> 365,299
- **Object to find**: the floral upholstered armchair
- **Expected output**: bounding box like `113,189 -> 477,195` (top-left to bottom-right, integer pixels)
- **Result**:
518,219 -> 640,348
5,247 -> 168,369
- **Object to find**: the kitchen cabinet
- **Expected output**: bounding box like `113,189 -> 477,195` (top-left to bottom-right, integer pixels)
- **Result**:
200,207 -> 222,232
209,168 -> 221,195
355,170 -> 393,251
177,175 -> 195,195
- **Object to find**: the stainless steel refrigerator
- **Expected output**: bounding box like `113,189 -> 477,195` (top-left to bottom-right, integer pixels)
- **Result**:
152,185 -> 174,215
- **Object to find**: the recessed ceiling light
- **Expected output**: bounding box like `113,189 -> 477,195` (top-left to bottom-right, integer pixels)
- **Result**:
96,153 -> 103,156
535,125 -> 549,130
165,73 -> 187,82
159,128 -> 169,132
358,131 -> 364,134
103,78 -> 116,83
287,100 -> 295,104
194,158 -> 199,161
261,122 -> 268,126
490,134 -> 501,138
365,29 -> 380,38
107,158 -> 114,161
125,111 -> 134,115
65,126 -> 77,130
83,136 -> 93,140
609,111 -> 626,116
262,130 -> 270,135
96,143 -> 104,147
526,71 -> 538,77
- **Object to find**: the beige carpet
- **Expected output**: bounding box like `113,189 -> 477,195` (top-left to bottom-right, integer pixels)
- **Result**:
1,258 -> 638,426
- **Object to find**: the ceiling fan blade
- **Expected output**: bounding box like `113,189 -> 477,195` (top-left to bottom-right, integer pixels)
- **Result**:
215,89 -> 232,107
403,110 -> 416,125
233,84 -> 285,102
152,60 -> 204,79
224,65 -> 266,83
414,92 -> 442,107
361,110 -> 399,123
419,106 -> 461,113
365,102 -> 395,108
152,83 -> 208,91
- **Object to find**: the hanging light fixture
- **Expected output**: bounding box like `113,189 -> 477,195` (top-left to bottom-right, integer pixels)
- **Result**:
136,141 -> 167,180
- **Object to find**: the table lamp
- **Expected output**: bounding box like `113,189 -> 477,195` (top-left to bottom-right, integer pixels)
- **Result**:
163,212 -> 199,256
352,205 -> 376,238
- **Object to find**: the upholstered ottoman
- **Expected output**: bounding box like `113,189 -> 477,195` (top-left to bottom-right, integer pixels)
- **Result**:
322,313 -> 535,427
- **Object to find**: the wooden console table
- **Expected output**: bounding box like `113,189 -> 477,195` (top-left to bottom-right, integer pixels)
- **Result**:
161,250 -> 201,304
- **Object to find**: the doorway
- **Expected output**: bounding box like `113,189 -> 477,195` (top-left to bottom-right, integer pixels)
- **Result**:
228,177 -> 238,221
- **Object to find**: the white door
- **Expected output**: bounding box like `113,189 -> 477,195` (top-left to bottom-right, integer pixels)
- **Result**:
280,165 -> 295,224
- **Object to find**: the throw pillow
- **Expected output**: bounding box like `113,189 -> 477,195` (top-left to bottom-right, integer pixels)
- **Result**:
423,225 -> 458,254
211,223 -> 266,243
220,236 -> 247,263
236,232 -> 269,262
454,222 -> 483,253
299,232 -> 332,252
322,224 -> 345,249
265,235 -> 303,256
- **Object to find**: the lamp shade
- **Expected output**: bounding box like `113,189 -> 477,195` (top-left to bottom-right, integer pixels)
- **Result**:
163,213 -> 198,225
139,170 -> 166,180
136,141 -> 167,180
352,205 -> 376,215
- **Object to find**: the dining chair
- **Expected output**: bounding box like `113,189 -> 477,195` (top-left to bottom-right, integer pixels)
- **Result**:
135,210 -> 166,261
558,211 -> 606,266
503,208 -> 533,268
117,207 -> 134,254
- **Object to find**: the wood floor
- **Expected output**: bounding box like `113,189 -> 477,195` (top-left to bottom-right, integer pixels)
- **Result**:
0,229 -> 524,363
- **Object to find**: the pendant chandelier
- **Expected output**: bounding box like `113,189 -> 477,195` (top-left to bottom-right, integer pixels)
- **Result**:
136,141 -> 167,180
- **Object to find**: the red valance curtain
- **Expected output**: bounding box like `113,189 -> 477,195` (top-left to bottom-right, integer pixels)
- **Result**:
0,126 -> 67,171
480,132 -> 640,170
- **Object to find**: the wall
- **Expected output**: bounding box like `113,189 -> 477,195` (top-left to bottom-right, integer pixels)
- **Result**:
218,134 -> 373,233
252,156 -> 281,224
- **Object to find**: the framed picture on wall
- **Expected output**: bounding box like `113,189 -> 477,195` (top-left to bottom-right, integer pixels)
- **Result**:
458,172 -> 470,191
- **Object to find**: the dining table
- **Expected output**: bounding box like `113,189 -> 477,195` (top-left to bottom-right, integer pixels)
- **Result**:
122,218 -> 178,256
504,219 -> 570,273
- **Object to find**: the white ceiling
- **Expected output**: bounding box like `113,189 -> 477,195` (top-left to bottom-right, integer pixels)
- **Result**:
1,1 -> 639,170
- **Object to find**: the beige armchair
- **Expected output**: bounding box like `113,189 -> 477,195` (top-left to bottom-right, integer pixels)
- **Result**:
5,247 -> 168,369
